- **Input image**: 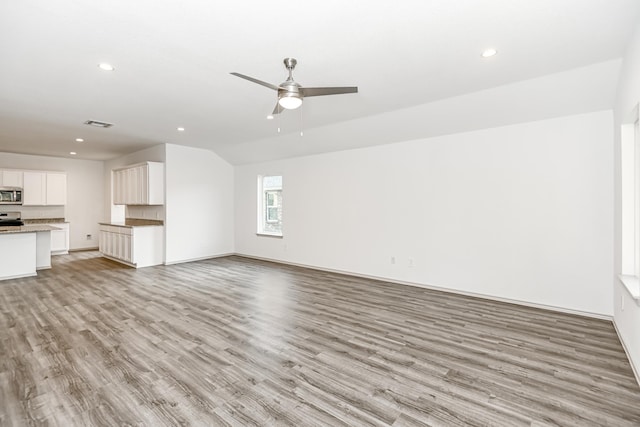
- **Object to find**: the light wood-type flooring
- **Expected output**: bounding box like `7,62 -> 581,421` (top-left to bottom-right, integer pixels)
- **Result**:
1,251 -> 639,426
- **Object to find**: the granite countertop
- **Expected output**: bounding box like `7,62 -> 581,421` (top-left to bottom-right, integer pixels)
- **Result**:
99,218 -> 164,228
0,224 -> 61,234
22,218 -> 67,224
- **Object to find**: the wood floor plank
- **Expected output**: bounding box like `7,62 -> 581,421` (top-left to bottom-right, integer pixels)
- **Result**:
0,251 -> 639,426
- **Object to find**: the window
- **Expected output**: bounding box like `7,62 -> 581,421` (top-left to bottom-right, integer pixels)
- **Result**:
620,106 -> 640,298
265,191 -> 280,223
258,175 -> 282,236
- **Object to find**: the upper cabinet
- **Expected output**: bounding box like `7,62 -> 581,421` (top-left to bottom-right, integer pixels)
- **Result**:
23,172 -> 46,205
113,162 -> 164,205
1,170 -> 23,187
23,171 -> 67,206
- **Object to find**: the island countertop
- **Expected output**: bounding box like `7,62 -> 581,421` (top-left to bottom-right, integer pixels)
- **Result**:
0,225 -> 61,234
99,219 -> 164,228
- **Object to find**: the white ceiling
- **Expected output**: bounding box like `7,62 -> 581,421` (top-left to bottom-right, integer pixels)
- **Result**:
0,0 -> 638,164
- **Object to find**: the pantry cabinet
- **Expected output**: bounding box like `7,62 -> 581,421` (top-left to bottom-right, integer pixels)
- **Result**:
112,162 -> 164,205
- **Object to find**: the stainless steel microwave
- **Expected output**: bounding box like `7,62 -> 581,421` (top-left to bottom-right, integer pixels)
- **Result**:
0,187 -> 22,205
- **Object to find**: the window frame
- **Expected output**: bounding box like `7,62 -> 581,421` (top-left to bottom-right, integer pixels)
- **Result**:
620,104 -> 640,299
257,175 -> 283,237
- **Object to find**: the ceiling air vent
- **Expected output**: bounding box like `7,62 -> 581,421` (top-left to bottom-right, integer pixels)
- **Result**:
84,120 -> 114,128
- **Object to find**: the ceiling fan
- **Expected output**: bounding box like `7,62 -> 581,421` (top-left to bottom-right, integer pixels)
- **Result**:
231,58 -> 358,115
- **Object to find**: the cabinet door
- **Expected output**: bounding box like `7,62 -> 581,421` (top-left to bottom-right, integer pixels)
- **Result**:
123,234 -> 132,262
107,231 -> 116,257
132,167 -> 142,204
138,165 -> 148,204
112,170 -> 122,205
23,172 -> 46,205
123,168 -> 133,204
109,232 -> 118,257
99,230 -> 106,253
2,170 -> 23,187
46,173 -> 67,205
118,170 -> 127,205
103,230 -> 111,256
50,229 -> 66,252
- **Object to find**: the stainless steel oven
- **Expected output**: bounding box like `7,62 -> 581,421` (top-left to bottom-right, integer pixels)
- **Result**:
0,187 -> 22,205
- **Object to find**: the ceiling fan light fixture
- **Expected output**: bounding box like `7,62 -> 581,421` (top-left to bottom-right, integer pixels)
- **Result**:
481,48 -> 497,58
98,63 -> 115,71
278,95 -> 302,110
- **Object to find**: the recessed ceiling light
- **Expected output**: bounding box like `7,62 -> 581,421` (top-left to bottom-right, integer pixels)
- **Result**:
266,115 -> 274,120
75,138 -> 84,142
98,63 -> 115,71
481,48 -> 497,58
70,151 -> 77,155
177,127 -> 185,131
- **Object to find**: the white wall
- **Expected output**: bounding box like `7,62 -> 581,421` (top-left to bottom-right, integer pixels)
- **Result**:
164,144 -> 234,264
614,21 -> 640,381
235,111 -> 614,317
0,152 -> 104,249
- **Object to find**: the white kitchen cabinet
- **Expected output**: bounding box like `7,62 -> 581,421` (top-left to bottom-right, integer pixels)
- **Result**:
23,171 -> 67,206
47,222 -> 69,255
1,170 -> 23,187
99,224 -> 163,268
23,172 -> 47,205
112,162 -> 164,205
112,169 -> 124,205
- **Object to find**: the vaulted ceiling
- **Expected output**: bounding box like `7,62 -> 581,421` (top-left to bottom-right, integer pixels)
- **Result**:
0,0 -> 638,164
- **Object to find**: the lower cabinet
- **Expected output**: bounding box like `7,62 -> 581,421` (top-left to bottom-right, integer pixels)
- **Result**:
47,222 -> 69,255
99,224 -> 163,268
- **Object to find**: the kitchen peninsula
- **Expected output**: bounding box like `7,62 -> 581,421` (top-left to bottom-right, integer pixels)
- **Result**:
99,219 -> 164,268
0,224 -> 60,280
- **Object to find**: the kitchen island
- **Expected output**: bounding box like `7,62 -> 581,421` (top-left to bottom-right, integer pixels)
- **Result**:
0,224 -> 60,281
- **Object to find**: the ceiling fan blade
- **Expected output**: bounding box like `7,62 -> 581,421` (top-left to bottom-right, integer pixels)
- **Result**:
272,102 -> 282,115
301,86 -> 358,97
230,72 -> 280,91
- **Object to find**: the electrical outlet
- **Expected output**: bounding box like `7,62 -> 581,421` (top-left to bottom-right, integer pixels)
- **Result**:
390,256 -> 396,265
86,234 -> 92,240
408,258 -> 414,267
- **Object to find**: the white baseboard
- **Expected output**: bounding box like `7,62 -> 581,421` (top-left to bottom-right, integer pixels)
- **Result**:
164,252 -> 235,266
69,246 -> 99,252
233,253 -> 612,321
613,320 -> 640,387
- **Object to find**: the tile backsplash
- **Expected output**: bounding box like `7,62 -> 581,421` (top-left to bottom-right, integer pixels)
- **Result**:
125,205 -> 164,220
10,206 -> 65,219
